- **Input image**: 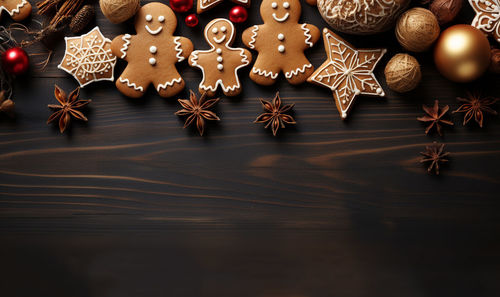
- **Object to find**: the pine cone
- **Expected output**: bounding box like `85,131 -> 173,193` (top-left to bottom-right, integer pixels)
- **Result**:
69,5 -> 95,34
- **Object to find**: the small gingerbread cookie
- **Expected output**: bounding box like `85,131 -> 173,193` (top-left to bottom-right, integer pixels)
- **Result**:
111,2 -> 193,98
242,0 -> 320,85
308,28 -> 386,119
189,18 -> 251,97
0,0 -> 31,21
197,0 -> 250,14
469,0 -> 500,43
58,27 -> 117,87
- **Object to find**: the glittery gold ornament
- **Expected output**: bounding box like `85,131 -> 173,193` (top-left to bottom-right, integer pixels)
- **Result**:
434,25 -> 491,82
384,53 -> 421,93
395,8 -> 440,52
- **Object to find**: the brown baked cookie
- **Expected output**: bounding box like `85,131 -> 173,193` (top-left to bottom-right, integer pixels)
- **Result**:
0,0 -> 31,21
197,0 -> 250,14
111,2 -> 193,98
242,0 -> 320,85
189,18 -> 251,97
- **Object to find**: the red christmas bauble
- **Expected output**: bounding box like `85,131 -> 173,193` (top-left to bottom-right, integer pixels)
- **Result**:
229,5 -> 248,23
1,47 -> 29,76
170,0 -> 193,13
185,14 -> 199,27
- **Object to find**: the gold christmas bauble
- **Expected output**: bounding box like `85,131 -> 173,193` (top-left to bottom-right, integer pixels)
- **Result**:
99,0 -> 140,24
434,25 -> 491,82
384,53 -> 422,93
395,8 -> 440,52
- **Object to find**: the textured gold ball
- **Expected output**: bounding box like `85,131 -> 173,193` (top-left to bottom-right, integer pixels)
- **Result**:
434,25 -> 491,82
384,53 -> 421,93
396,8 -> 440,52
99,0 -> 140,24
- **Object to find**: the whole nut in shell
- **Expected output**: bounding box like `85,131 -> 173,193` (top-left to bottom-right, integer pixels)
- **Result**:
316,0 -> 411,35
430,0 -> 462,25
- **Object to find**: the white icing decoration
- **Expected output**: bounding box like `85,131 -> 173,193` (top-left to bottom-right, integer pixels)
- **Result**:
158,15 -> 165,22
149,46 -> 157,54
217,56 -> 223,62
301,23 -> 313,47
271,2 -> 278,8
199,0 -> 249,11
146,14 -> 152,21
173,37 -> 185,62
214,35 -> 226,44
284,63 -> 312,78
278,45 -> 285,53
272,12 -> 289,22
57,27 -> 117,88
157,77 -> 182,92
283,1 -> 290,8
145,25 -> 162,35
252,67 -> 278,79
0,0 -> 27,16
119,77 -> 144,92
120,34 -> 131,58
221,26 -> 227,32
278,33 -> 285,40
149,57 -> 156,65
212,27 -> 218,33
469,0 -> 500,43
248,25 -> 259,49
217,64 -> 224,70
190,18 -> 251,93
308,29 -> 386,119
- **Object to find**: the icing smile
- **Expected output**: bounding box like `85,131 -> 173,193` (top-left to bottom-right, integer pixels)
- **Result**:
213,35 -> 226,44
146,25 -> 163,35
272,13 -> 289,22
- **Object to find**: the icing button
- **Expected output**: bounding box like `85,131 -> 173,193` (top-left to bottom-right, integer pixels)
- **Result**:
278,45 -> 285,53
278,33 -> 284,40
217,56 -> 223,62
216,48 -> 222,54
149,46 -> 157,54
149,57 -> 156,65
217,64 -> 224,70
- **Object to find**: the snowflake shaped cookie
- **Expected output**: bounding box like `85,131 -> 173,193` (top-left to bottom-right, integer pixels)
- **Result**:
469,0 -> 500,43
307,28 -> 386,119
58,27 -> 117,87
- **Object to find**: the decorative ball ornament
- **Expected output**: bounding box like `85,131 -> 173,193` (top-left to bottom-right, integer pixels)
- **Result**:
1,47 -> 29,76
170,0 -> 193,13
229,5 -> 248,23
434,25 -> 491,82
99,0 -> 140,24
396,8 -> 440,52
316,0 -> 410,35
185,14 -> 199,27
384,53 -> 421,93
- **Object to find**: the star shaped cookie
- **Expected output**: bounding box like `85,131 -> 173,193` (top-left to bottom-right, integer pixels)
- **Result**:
469,0 -> 500,43
58,27 -> 117,87
197,0 -> 249,13
307,28 -> 386,119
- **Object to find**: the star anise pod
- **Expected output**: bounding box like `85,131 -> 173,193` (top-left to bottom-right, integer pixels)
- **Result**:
175,91 -> 220,136
254,92 -> 296,136
0,90 -> 15,118
420,142 -> 450,175
47,85 -> 91,133
452,93 -> 498,127
417,100 -> 454,136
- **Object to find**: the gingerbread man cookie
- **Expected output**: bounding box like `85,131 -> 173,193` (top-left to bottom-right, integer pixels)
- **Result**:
111,2 -> 193,98
242,0 -> 320,85
189,18 -> 251,97
0,0 -> 31,21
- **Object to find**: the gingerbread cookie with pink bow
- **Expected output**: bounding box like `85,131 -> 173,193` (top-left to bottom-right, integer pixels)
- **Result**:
111,2 -> 193,98
0,0 -> 31,21
189,18 -> 251,97
242,0 -> 320,85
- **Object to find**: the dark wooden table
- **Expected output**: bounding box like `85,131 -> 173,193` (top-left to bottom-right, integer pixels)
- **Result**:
1,1 -> 500,296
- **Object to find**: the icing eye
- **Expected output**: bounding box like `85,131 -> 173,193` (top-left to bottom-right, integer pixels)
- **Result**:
271,2 -> 277,8
212,27 -> 218,34
145,14 -> 152,22
220,26 -> 227,32
158,15 -> 165,22
283,1 -> 290,8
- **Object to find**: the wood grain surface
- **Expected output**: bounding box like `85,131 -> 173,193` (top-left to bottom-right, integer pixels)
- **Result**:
1,1 -> 500,296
